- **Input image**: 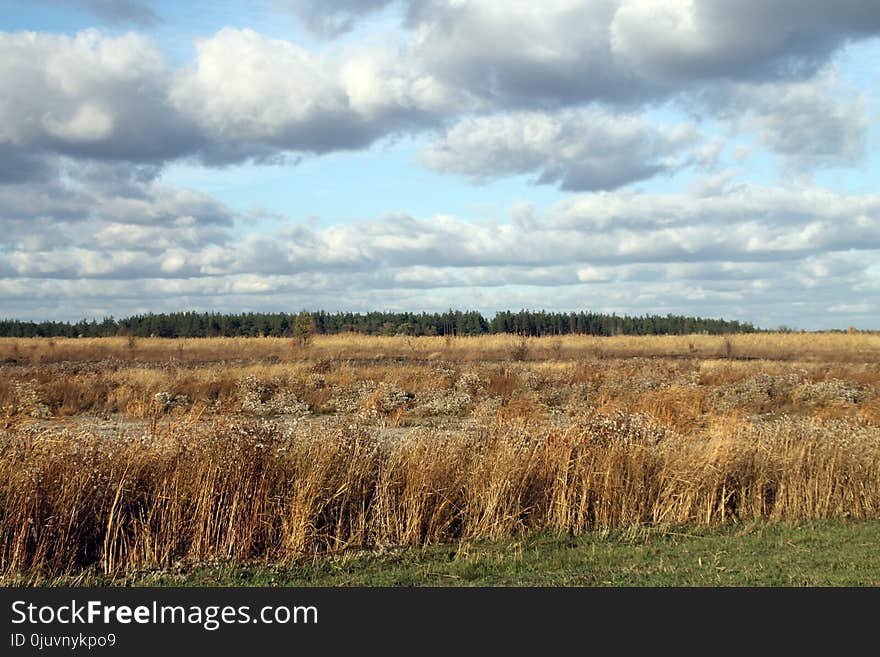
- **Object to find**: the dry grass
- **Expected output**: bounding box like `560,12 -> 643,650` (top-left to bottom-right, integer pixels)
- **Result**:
1,414 -> 878,579
1,332 -> 879,580
2,338 -> 879,423
3,331 -> 880,364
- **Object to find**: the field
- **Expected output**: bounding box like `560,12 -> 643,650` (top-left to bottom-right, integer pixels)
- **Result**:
2,332 -> 880,585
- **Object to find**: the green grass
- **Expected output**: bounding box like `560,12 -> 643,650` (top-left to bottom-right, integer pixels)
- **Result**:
15,519 -> 880,587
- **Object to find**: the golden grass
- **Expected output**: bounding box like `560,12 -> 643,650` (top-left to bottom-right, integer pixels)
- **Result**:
3,331 -> 880,364
1,414 -> 878,579
1,332 -> 879,579
2,337 -> 879,424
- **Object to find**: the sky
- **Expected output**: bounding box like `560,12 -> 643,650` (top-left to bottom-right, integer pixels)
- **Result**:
2,1 -> 880,330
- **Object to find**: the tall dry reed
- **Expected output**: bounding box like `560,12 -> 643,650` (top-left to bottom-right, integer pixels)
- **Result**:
2,414 -> 878,578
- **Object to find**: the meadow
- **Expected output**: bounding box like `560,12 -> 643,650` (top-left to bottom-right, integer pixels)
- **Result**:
1,332 -> 879,584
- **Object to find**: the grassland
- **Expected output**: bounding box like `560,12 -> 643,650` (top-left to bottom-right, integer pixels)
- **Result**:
8,520 -> 878,587
1,332 -> 879,584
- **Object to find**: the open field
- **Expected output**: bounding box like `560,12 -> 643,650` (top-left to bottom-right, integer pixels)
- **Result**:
4,331 -> 880,365
1,333 -> 879,583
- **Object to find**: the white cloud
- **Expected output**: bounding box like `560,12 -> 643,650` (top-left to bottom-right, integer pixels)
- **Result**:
2,15 -> 876,177
168,28 -> 469,162
420,108 -> 701,190
0,30 -> 191,162
171,30 -> 354,149
697,71 -> 870,171
3,178 -> 880,327
393,0 -> 880,107
3,7 -> 880,329
0,158 -> 236,280
611,0 -> 880,85
407,1 -> 636,106
0,28 -> 467,171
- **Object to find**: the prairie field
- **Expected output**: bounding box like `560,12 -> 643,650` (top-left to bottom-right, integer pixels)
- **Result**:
1,332 -> 879,583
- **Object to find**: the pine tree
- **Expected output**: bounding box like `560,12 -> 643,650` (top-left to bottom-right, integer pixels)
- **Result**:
294,310 -> 314,347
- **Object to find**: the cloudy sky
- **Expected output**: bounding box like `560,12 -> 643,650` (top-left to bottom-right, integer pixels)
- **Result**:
2,1 -> 880,329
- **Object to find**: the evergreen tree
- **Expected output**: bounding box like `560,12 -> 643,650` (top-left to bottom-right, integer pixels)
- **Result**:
294,310 -> 314,347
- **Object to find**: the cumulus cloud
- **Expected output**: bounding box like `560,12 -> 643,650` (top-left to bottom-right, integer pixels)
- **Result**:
0,30 -> 196,165
696,72 -> 870,171
420,109 -> 702,191
0,28 -> 468,172
400,0 -> 880,107
610,0 -> 880,85
2,12 -> 876,177
4,7 -> 880,328
3,178 -> 879,327
170,30 -> 360,159
406,0 -> 642,106
0,158 -> 235,279
279,0 -> 880,124
9,176 -> 880,275
170,28 -> 468,163
282,0 -> 880,82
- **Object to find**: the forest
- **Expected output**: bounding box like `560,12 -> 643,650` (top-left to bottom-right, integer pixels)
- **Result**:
0,309 -> 757,338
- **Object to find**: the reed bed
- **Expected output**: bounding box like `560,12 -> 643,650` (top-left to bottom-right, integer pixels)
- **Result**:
2,413 -> 878,579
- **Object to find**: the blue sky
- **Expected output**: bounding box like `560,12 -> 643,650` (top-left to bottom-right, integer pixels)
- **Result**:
2,1 -> 880,329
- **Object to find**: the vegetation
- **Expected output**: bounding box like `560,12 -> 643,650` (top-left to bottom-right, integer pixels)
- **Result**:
293,310 -> 314,347
17,521 -> 880,586
2,331 -> 880,369
1,332 -> 879,583
0,308 -> 757,339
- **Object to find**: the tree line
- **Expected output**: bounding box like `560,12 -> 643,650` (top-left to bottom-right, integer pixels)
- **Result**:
0,309 -> 757,338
